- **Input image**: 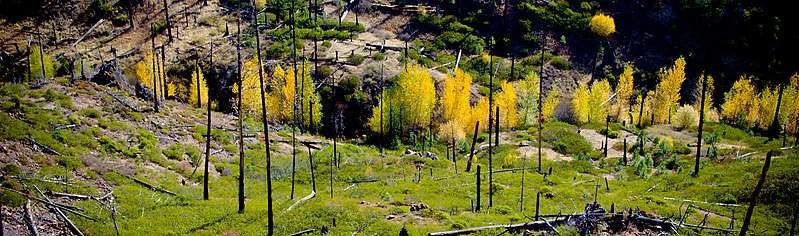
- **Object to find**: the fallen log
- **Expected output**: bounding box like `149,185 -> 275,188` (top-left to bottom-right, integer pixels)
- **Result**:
0,186 -> 84,213
663,197 -> 742,207
59,19 -> 105,59
26,137 -> 61,156
365,42 -> 405,52
108,92 -> 142,112
290,229 -> 316,236
129,176 -> 178,196
689,204 -> 730,218
24,199 -> 39,236
33,186 -> 85,236
571,179 -> 595,187
284,191 -> 316,213
428,218 -> 567,235
646,182 -> 661,192
48,191 -> 90,200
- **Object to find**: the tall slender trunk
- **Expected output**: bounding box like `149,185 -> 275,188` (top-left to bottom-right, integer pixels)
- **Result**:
487,39 -> 493,208
204,43 -> 214,200
151,36 -> 159,113
694,74 -> 707,177
252,2 -> 274,233
163,0 -> 173,42
290,0 -> 298,200
537,29 -> 545,172
739,151 -> 772,236
236,4 -> 245,214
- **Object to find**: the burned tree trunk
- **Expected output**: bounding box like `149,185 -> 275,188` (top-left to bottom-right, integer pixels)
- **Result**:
465,121 -> 480,172
236,4 -> 245,214
252,1 -> 274,233
162,0 -> 173,42
739,151 -> 772,236
694,74 -> 708,177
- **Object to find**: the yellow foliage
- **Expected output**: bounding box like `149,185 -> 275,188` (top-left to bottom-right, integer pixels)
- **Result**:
28,45 -> 55,80
653,57 -> 686,124
368,64 -> 436,133
589,13 -> 616,37
189,63 -> 208,107
134,50 -> 163,93
368,93 -> 388,134
468,97 -> 490,133
496,81 -> 518,128
502,153 -> 517,168
674,104 -> 699,130
755,86 -> 778,130
441,69 -> 473,132
516,73 -> 540,125
786,85 -> 799,135
437,120 -> 466,142
571,84 -> 590,124
612,65 -> 634,120
588,80 -> 610,124
233,58 -> 264,115
721,76 -> 756,126
693,74 -> 714,116
542,84 -> 560,122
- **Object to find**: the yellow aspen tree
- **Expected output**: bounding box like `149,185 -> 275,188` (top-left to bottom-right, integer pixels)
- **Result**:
441,69 -> 473,132
267,64 -> 296,122
28,45 -> 55,80
368,93 -> 389,134
588,80 -> 611,124
613,65 -> 634,120
721,76 -> 756,125
516,73 -> 540,125
135,50 -> 156,89
190,65 -> 208,107
496,80 -> 518,128
589,13 -> 616,37
693,74 -> 714,116
542,84 -> 560,122
784,74 -> 799,135
653,57 -> 686,124
437,120 -> 466,142
234,58 -> 263,114
299,62 -> 322,128
571,84 -> 590,124
396,64 -> 436,129
468,97 -> 490,133
631,92 -> 645,125
756,87 -> 778,130
644,90 -> 656,125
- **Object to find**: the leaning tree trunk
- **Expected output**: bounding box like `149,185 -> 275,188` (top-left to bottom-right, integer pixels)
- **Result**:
739,151 -> 773,236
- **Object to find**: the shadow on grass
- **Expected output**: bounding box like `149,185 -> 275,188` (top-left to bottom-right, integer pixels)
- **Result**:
186,211 -> 236,234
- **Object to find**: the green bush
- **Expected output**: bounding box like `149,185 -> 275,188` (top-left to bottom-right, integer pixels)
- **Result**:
347,54 -> 365,65
492,205 -> 512,215
79,108 -> 102,118
451,220 -> 468,229
599,128 -> 621,139
2,163 -> 22,176
163,144 -> 185,160
112,14 -> 130,26
372,52 -> 385,61
56,156 -> 85,170
433,210 -> 450,221
543,122 -> 592,154
98,136 -> 123,153
390,206 -> 410,215
0,189 -> 26,207
550,56 -> 570,70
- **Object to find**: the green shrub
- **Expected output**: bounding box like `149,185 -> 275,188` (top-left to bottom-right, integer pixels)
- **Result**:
433,210 -> 450,221
372,52 -> 385,61
0,189 -> 26,207
102,171 -> 130,185
98,136 -> 123,153
321,41 -> 332,47
163,144 -> 185,160
2,164 -> 22,176
550,56 -> 570,70
599,128 -> 621,139
451,220 -> 468,229
492,205 -> 512,215
56,156 -> 85,170
79,108 -> 102,118
347,54 -> 365,65
390,206 -> 410,215
112,14 -> 130,26
543,122 -> 592,154
540,186 -> 554,198
137,130 -> 158,149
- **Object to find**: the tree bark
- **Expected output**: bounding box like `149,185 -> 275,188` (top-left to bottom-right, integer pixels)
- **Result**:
236,3 -> 245,214
694,74 -> 708,176
739,151 -> 772,236
465,121 -> 479,172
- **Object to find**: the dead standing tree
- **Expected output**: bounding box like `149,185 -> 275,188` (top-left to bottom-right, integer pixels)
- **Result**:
739,151 -> 772,236
252,1 -> 275,233
236,4 -> 245,214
